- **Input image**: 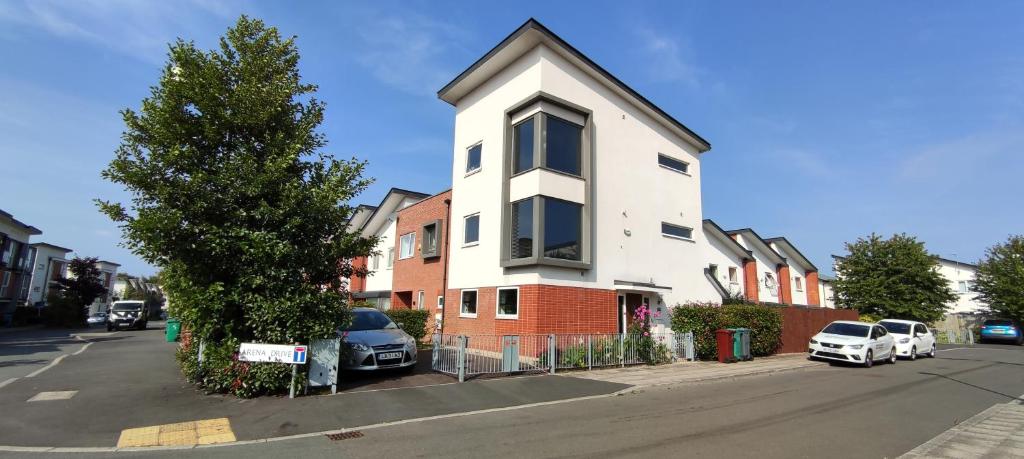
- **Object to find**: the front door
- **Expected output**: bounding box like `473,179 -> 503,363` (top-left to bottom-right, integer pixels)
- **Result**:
618,293 -> 650,333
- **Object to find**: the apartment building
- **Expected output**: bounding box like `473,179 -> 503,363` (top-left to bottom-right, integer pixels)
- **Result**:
390,190 -> 452,333
26,242 -> 72,306
0,209 -> 42,321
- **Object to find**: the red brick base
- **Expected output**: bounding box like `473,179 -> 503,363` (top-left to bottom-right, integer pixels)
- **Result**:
441,284 -> 618,335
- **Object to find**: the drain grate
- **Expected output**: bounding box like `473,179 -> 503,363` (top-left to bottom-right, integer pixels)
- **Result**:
326,431 -> 364,441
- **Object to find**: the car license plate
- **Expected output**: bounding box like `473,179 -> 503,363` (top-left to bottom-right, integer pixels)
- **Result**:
823,348 -> 841,354
378,352 -> 403,360
992,329 -> 1005,334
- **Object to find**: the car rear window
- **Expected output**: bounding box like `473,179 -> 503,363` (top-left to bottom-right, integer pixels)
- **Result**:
821,322 -> 870,337
984,319 -> 1014,326
879,321 -> 911,334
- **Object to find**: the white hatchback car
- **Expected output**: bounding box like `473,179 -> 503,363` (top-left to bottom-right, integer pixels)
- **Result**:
878,319 -> 936,360
808,321 -> 897,367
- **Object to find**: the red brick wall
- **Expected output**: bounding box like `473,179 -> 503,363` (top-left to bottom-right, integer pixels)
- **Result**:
442,284 -> 618,336
805,271 -> 820,306
778,306 -> 859,353
392,190 -> 452,332
348,256 -> 368,293
777,264 -> 792,305
742,260 -> 759,302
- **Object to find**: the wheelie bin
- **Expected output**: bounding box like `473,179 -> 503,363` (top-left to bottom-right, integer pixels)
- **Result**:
732,328 -> 752,361
166,319 -> 181,342
715,329 -> 736,363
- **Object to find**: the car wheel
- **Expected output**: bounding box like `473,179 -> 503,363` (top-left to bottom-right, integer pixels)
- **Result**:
888,347 -> 897,364
928,344 -> 936,358
863,350 -> 873,368
909,346 -> 917,361
106,325 -> 113,332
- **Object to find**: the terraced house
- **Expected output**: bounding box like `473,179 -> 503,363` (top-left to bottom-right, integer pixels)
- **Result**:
347,19 -> 832,338
0,209 -> 41,322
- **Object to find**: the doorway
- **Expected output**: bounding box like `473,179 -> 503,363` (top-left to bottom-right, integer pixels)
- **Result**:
617,292 -> 650,334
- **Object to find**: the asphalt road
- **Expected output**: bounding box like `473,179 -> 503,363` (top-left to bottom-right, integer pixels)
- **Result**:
0,326 -> 93,385
1,324 -> 1021,458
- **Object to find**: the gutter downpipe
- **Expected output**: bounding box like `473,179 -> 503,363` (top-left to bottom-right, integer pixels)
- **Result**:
440,198 -> 452,337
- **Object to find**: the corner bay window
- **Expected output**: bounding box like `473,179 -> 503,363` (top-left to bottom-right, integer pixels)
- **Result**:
509,196 -> 582,261
512,113 -> 582,176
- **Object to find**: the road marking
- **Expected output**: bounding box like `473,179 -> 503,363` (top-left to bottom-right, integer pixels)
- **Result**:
0,378 -> 17,389
117,418 -> 236,448
27,391 -> 77,402
24,355 -> 67,378
72,342 -> 92,356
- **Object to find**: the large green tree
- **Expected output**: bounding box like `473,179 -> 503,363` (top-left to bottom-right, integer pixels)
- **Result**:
833,233 -> 955,323
96,16 -> 374,395
974,235 -> 1024,322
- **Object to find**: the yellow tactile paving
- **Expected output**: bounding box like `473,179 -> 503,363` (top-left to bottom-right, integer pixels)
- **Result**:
117,418 -> 236,448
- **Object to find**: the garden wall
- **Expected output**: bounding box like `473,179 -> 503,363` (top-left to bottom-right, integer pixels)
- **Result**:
777,307 -> 859,353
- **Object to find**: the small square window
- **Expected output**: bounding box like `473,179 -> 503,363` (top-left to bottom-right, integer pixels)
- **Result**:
497,287 -> 518,319
795,276 -> 803,292
466,144 -> 482,173
399,233 -> 416,260
386,248 -> 394,268
421,220 -> 442,258
372,254 -> 381,270
728,267 -> 738,283
460,290 -> 477,317
661,223 -> 693,240
464,214 -> 480,246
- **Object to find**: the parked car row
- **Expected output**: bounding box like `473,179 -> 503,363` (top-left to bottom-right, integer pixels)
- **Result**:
808,319 -> 936,368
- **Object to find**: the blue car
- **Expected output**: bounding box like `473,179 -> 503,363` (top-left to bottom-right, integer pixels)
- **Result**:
979,319 -> 1023,345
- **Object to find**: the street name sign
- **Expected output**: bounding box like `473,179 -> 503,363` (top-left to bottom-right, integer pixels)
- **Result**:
238,343 -> 308,364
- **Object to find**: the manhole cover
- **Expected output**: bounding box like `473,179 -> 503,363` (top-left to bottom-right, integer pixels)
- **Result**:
326,431 -> 364,441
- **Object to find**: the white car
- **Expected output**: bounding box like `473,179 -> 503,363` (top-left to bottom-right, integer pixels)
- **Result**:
878,319 -> 936,360
808,320 -> 897,368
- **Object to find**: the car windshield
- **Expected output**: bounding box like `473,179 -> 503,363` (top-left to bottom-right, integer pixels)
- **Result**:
984,319 -> 1014,326
879,321 -> 911,334
112,303 -> 143,311
821,322 -> 870,337
345,310 -> 397,331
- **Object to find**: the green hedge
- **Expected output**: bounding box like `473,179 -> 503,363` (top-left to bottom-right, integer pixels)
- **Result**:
384,309 -> 430,342
671,302 -> 783,360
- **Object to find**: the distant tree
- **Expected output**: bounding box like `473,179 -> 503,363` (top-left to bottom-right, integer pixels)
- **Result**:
974,235 -> 1024,323
833,234 -> 956,323
48,257 -> 109,326
121,281 -> 146,301
96,16 -> 375,396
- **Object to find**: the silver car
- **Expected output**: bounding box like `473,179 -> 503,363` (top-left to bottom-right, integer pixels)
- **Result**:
340,308 -> 417,371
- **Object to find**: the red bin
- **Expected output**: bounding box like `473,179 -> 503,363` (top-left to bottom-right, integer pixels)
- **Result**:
716,329 -> 736,363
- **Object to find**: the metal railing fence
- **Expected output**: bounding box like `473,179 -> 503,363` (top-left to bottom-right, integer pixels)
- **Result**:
934,328 -> 976,345
432,331 -> 695,382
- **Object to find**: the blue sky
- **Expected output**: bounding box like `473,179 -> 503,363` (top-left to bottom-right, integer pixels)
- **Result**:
1,1 -> 1022,276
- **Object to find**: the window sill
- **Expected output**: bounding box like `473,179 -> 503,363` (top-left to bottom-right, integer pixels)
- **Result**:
462,242 -> 479,248
459,313 -> 477,319
662,234 -> 695,243
496,314 -> 519,320
465,168 -> 482,178
659,164 -> 691,176
502,257 -> 591,270
398,256 -> 414,261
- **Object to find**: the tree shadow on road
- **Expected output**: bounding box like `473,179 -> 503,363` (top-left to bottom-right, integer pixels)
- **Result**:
919,371 -> 1023,402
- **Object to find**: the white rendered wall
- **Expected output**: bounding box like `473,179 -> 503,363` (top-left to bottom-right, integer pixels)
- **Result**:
732,233 -> 780,303
702,231 -> 746,299
769,243 -> 809,305
937,260 -> 985,314
364,196 -> 420,293
27,246 -> 67,304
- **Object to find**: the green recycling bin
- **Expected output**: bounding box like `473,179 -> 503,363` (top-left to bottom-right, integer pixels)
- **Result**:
731,328 -> 752,361
165,319 -> 181,342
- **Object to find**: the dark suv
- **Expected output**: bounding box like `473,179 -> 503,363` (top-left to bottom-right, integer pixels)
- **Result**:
107,301 -> 148,331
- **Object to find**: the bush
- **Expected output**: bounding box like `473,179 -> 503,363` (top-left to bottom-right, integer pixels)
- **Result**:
11,306 -> 42,326
42,292 -> 87,328
858,312 -> 883,324
384,309 -> 430,342
671,302 -> 783,360
175,332 -> 302,398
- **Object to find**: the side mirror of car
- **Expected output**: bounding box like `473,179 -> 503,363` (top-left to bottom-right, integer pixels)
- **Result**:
397,322 -> 405,329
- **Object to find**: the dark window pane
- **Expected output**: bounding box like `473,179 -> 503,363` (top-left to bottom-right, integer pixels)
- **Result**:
423,223 -> 437,253
513,118 -> 534,174
511,199 -> 533,259
543,198 -> 581,260
658,154 -> 688,173
545,115 -> 581,175
464,215 -> 479,244
467,144 -> 481,172
497,289 -> 518,316
661,223 -> 692,239
461,290 -> 477,315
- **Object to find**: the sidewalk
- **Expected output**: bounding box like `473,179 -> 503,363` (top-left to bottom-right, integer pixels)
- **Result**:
569,353 -> 825,387
900,402 -> 1024,458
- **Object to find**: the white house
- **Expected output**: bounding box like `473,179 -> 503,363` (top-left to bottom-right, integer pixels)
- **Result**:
764,237 -> 820,306
937,257 -> 985,314
701,219 -> 751,301
347,188 -> 430,309
0,209 -> 42,322
87,260 -> 120,314
726,229 -> 788,305
436,19 -> 719,336
26,242 -> 72,307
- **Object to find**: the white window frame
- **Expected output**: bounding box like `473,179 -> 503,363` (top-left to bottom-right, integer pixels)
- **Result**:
661,222 -> 694,241
795,276 -> 803,292
465,142 -> 483,176
657,153 -> 690,175
463,213 -> 480,247
399,232 -> 416,260
437,295 -> 444,310
372,254 -> 380,270
728,266 -> 739,284
0,271 -> 10,297
417,290 -> 425,311
460,289 -> 478,318
386,247 -> 394,269
496,286 -> 519,320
